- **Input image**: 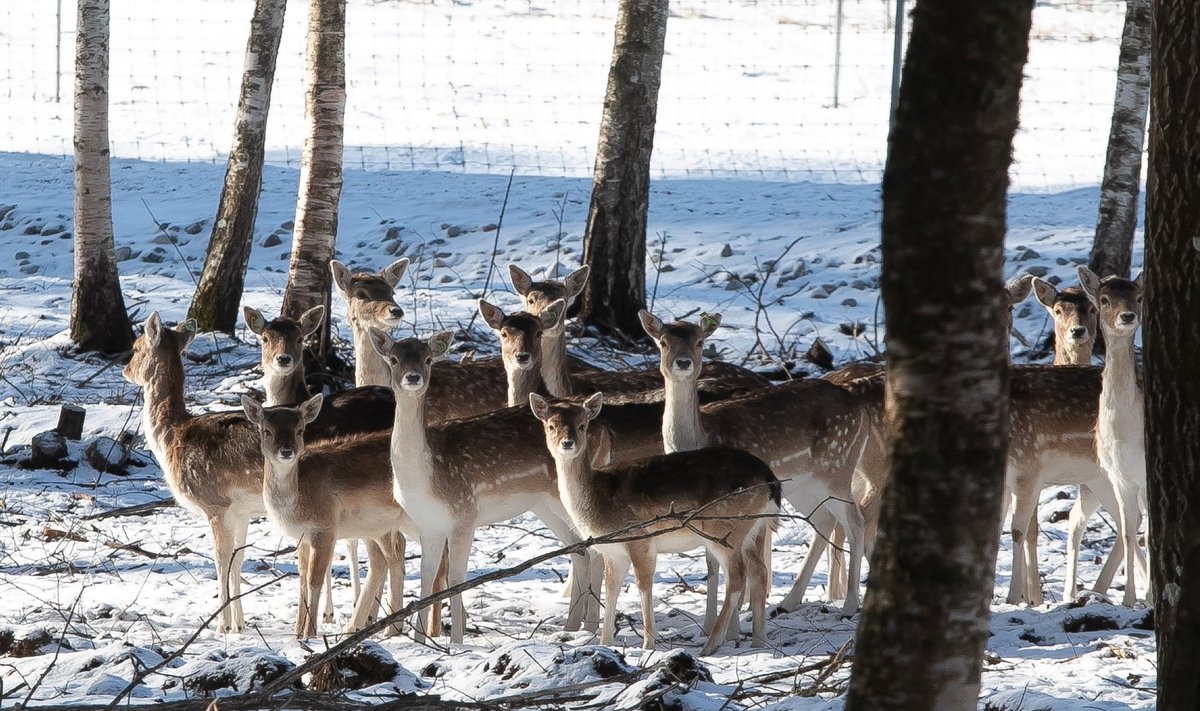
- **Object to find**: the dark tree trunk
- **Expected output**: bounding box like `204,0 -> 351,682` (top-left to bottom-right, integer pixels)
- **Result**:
844,1 -> 1033,710
1088,0 -> 1151,279
188,0 -> 287,333
70,0 -> 132,355
282,0 -> 345,360
579,0 -> 668,340
1145,1 -> 1200,707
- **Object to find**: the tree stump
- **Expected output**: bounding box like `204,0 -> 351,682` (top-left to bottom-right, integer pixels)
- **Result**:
85,436 -> 129,474
56,404 -> 86,440
29,431 -> 69,468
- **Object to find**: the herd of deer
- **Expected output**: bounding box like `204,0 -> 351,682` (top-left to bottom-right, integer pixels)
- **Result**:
118,256 -> 1147,655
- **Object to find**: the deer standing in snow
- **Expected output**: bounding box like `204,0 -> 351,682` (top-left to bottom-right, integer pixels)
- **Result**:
530,392 -> 780,655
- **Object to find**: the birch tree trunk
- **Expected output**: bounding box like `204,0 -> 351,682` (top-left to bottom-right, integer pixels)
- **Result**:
1088,0 -> 1151,279
844,1 -> 1033,709
282,0 -> 345,359
579,0 -> 668,339
1144,1 -> 1200,707
70,0 -> 132,355
188,0 -> 287,333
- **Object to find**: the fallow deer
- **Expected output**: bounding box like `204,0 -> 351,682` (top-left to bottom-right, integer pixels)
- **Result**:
1031,278 -> 1098,366
240,393 -> 415,638
530,392 -> 780,655
639,310 -> 870,619
1078,267 -> 1147,607
370,330 -> 601,642
478,298 -> 567,406
122,313 -> 264,634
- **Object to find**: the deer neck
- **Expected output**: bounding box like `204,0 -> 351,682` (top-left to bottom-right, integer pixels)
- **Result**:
262,456 -> 301,524
662,376 -> 708,453
264,369 -> 311,407
507,364 -> 543,407
389,389 -> 433,506
551,450 -> 600,533
540,332 -> 573,397
139,357 -> 191,463
351,322 -> 390,387
1053,340 -> 1091,366
1099,332 -> 1141,419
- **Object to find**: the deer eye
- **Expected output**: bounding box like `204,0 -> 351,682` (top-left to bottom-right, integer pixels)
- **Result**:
535,330 -> 543,338
1100,296 -> 1110,306
424,357 -> 433,366
355,290 -> 369,299
388,356 -> 399,365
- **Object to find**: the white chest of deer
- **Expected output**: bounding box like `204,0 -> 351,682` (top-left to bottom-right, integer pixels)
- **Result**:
1096,341 -> 1145,490
262,459 -> 310,540
387,398 -> 456,529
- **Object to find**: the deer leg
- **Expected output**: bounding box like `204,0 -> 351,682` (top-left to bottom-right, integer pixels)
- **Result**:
428,543 -> 448,638
1007,486 -> 1039,605
1066,484 -> 1103,600
827,525 -> 848,602
348,538 -> 361,604
1114,484 -> 1142,607
209,513 -> 241,634
416,533 -> 448,644
628,544 -> 658,651
601,553 -> 629,646
300,533 -> 336,639
703,551 -> 721,635
748,528 -> 771,648
227,512 -> 251,632
322,568 -> 336,624
294,541 -> 312,638
535,507 -> 593,632
702,546 -> 744,656
384,532 -> 406,636
347,538 -> 388,633
775,506 -> 837,613
836,500 -> 866,617
445,530 -> 474,644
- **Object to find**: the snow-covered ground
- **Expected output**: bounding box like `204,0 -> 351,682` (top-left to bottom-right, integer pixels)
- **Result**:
0,0 -> 1157,708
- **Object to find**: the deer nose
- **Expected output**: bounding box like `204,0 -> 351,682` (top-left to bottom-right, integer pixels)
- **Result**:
389,306 -> 404,319
405,372 -> 422,385
278,448 -> 295,460
515,352 -> 531,365
275,354 -> 293,367
560,439 -> 576,451
1070,326 -> 1086,339
675,358 -> 693,371
1119,311 -> 1136,325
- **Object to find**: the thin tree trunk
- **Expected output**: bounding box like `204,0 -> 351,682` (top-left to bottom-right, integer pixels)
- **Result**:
579,0 -> 668,340
1088,0 -> 1151,279
1145,1 -> 1200,707
282,0 -> 345,359
844,2 -> 1033,710
70,0 -> 132,355
188,0 -> 287,333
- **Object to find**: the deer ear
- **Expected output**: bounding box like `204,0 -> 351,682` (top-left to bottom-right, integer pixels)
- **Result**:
1031,277 -> 1058,312
698,312 -> 722,338
178,319 -> 198,348
638,309 -> 665,340
381,258 -> 410,288
539,299 -> 567,331
563,265 -> 590,299
330,260 -> 353,296
367,327 -> 393,358
429,331 -> 454,357
299,305 -> 326,337
1134,271 -> 1144,291
1077,266 -> 1101,305
478,299 -> 506,331
509,264 -> 534,296
241,394 -> 264,426
583,392 -> 604,420
143,312 -> 163,348
529,392 -> 551,421
300,393 -> 324,424
1005,274 -> 1034,306
243,306 -> 267,335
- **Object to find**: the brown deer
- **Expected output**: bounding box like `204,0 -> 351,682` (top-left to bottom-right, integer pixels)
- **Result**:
478,298 -> 567,406
1078,267 -> 1147,607
240,393 -> 414,638
1031,278 -> 1098,366
530,392 -> 780,655
370,330 -> 603,642
122,313 -> 264,634
639,310 -> 870,619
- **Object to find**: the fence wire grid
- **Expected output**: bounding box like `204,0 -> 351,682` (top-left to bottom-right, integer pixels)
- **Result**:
3,0 -> 1127,187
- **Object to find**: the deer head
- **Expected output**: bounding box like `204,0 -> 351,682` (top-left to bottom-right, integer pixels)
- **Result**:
368,329 -> 454,396
638,309 -> 721,382
479,298 -> 567,373
1031,278 -> 1097,358
244,305 -> 325,378
1077,267 -> 1143,338
509,264 -> 589,335
241,393 -> 323,464
122,312 -> 197,386
330,258 -> 409,331
529,392 -> 603,460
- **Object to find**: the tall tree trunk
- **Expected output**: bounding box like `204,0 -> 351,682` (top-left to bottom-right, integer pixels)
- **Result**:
579,0 -> 668,340
844,1 -> 1033,710
1088,0 -> 1151,279
282,0 -> 345,360
188,0 -> 287,333
70,0 -> 132,355
1145,1 -> 1200,707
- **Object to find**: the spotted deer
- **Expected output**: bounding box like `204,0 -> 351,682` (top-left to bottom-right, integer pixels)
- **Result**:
122,313 -> 264,634
240,393 -> 415,638
530,392 -> 780,655
371,330 -> 602,642
1078,267 -> 1147,607
478,297 -> 567,406
639,310 -> 869,619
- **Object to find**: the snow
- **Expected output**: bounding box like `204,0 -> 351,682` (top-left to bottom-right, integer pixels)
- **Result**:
0,0 -> 1156,708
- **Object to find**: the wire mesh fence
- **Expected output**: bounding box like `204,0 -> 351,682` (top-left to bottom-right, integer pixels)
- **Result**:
2,0 -> 1126,187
